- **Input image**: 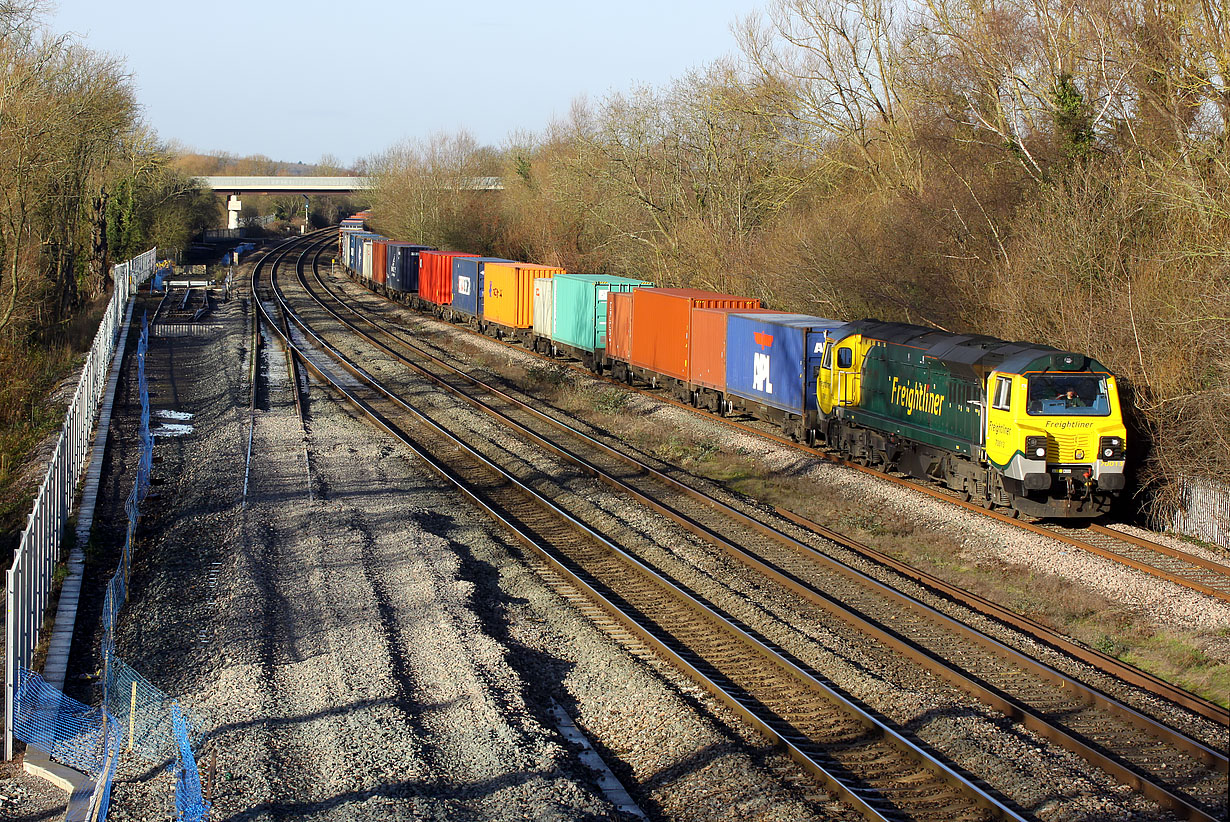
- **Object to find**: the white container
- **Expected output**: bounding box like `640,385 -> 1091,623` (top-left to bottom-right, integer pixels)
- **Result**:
533,277 -> 555,339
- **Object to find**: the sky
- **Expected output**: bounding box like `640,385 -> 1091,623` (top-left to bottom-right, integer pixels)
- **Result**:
46,0 -> 765,167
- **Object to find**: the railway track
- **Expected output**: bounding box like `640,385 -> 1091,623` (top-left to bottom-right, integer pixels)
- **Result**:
325,248 -> 1230,723
257,234 -> 1030,820
244,234 -> 321,505
270,236 -> 1227,819
348,260 -> 1230,605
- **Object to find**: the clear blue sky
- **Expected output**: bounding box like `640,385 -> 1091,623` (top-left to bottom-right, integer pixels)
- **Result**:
46,0 -> 764,167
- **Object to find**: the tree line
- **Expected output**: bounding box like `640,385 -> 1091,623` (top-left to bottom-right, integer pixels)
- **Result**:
0,1 -> 220,340
0,2 -> 217,545
369,0 -> 1229,524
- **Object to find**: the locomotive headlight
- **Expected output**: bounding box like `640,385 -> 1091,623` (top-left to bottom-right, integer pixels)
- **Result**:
1099,436 -> 1124,460
1025,436 -> 1047,460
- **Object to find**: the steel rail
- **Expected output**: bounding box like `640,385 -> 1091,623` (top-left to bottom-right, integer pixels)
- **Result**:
262,240 -> 1029,822
243,235 -> 313,504
772,507 -> 1230,726
305,248 -> 1228,820
360,263 -> 1230,605
332,259 -> 1230,674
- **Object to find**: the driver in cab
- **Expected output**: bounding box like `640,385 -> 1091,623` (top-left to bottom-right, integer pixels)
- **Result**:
1057,388 -> 1086,407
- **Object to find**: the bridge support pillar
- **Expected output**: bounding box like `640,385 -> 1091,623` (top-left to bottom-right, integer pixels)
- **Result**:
226,194 -> 242,230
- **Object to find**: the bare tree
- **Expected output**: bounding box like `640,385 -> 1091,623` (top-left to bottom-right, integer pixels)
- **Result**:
737,0 -> 921,190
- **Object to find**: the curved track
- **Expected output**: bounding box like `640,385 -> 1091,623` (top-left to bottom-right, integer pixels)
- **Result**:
256,235 -> 1032,821
261,235 -> 1226,821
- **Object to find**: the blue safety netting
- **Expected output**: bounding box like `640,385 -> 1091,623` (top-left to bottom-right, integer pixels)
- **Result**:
12,311 -> 208,820
153,259 -> 172,292
13,669 -> 107,777
93,721 -> 121,821
104,655 -> 202,764
173,704 -> 210,822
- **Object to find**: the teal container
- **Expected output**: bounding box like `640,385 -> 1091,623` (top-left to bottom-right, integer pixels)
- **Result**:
552,274 -> 652,353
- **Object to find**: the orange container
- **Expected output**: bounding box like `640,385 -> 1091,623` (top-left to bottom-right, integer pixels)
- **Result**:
419,250 -> 478,305
371,240 -> 389,286
629,288 -> 761,381
483,263 -> 565,329
606,290 -> 635,362
691,308 -> 788,391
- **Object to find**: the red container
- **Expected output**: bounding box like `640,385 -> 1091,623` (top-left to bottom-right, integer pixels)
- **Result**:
419,250 -> 478,306
606,290 -> 634,362
691,308 -> 788,390
629,288 -> 761,381
371,240 -> 389,286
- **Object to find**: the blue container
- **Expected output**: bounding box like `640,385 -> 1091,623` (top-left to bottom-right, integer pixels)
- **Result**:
725,314 -> 847,415
387,243 -> 433,293
451,257 -> 514,319
348,232 -> 383,277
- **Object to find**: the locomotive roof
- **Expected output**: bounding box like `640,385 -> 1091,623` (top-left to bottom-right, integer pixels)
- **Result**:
843,320 -> 1105,375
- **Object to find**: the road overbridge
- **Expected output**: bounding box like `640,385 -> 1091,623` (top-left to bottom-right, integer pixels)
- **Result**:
194,176 -> 504,228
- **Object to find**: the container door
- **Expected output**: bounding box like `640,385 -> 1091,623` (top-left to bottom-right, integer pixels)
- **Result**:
804,331 -> 824,411
594,285 -> 610,349
477,265 -> 485,317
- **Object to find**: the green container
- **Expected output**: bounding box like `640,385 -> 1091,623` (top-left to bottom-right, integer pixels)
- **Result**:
552,274 -> 653,354
849,342 -> 983,456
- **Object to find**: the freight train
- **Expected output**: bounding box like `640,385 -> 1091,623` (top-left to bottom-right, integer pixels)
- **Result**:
337,219 -> 1127,519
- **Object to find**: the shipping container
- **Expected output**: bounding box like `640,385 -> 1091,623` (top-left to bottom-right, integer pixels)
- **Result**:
689,309 -> 790,400
483,263 -> 564,330
606,291 -> 634,363
627,288 -> 761,382
370,239 -> 389,286
551,274 -> 653,356
386,243 -> 433,293
725,314 -> 846,418
451,257 -> 515,319
349,231 -> 382,277
418,250 -> 478,306
533,278 -> 554,341
689,308 -> 733,392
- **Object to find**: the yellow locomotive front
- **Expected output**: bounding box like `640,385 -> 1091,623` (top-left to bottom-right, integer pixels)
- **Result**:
984,354 -> 1126,518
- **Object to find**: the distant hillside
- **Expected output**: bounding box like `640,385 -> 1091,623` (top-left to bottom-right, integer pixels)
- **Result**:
170,150 -> 359,178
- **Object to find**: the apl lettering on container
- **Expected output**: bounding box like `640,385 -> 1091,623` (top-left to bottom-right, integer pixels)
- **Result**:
726,314 -> 847,415
752,332 -> 775,394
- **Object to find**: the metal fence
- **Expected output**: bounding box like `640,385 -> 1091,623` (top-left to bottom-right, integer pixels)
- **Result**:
5,248 -> 156,760
10,312 -> 208,821
1170,476 -> 1230,550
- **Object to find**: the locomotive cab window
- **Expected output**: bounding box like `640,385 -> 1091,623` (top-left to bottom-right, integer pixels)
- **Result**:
821,341 -> 833,369
992,377 -> 1012,411
837,347 -> 853,369
1027,374 -> 1110,416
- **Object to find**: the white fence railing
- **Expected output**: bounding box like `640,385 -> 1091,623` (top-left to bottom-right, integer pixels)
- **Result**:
4,248 -> 156,760
1171,476 -> 1230,550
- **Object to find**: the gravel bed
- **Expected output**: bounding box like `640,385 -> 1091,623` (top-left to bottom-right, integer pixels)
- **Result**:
320,272 -> 1230,811
304,276 -> 1215,818
41,268 -> 851,822
0,761 -> 67,822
